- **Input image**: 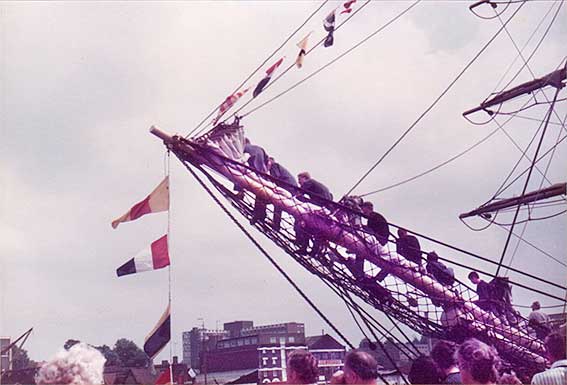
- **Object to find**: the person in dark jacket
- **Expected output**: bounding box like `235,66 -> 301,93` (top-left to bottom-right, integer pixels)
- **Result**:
361,201 -> 389,246
468,271 -> 492,311
267,156 -> 297,230
243,138 -> 269,225
244,138 -> 268,173
426,251 -> 455,287
396,228 -> 423,266
295,172 -> 333,256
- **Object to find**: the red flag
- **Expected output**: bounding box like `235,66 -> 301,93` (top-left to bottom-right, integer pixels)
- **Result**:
253,57 -> 284,98
341,0 -> 357,14
213,88 -> 250,124
155,369 -> 171,385
111,177 -> 169,229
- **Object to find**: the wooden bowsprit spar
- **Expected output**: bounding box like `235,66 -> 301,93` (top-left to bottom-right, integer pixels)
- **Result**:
460,183 -> 566,219
150,124 -> 547,375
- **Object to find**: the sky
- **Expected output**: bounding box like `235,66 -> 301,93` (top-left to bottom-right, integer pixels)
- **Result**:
1,1 -> 566,363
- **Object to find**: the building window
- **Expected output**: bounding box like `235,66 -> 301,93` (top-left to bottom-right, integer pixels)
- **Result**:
279,337 -> 285,344
262,349 -> 266,354
245,338 -> 250,345
252,337 -> 258,344
262,357 -> 268,366
272,357 -> 277,365
270,337 -> 277,344
237,339 -> 244,346
288,336 -> 295,343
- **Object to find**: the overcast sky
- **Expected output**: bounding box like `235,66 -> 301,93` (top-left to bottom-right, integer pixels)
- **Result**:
1,1 -> 566,363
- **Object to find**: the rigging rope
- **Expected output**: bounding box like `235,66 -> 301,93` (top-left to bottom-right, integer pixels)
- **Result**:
491,221 -> 567,268
343,0 -> 527,198
180,158 -> 356,349
227,0 -> 373,123
495,4 -> 567,136
186,0 -> 330,138
492,133 -> 567,201
236,0 -> 420,120
360,124 -> 503,196
495,86 -> 563,276
321,270 -> 420,359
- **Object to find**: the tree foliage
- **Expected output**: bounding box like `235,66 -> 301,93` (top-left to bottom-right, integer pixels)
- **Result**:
95,344 -> 122,367
113,338 -> 149,368
11,345 -> 35,370
58,337 -> 149,368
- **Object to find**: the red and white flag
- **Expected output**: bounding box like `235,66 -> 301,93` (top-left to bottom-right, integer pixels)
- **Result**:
111,177 -> 169,229
213,88 -> 250,125
253,57 -> 284,98
116,235 -> 170,277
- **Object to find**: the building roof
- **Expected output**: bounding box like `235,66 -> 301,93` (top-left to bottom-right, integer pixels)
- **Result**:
305,334 -> 345,350
0,367 -> 38,384
195,369 -> 257,384
103,367 -> 157,385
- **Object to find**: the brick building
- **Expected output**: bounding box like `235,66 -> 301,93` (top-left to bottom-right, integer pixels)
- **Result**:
305,334 -> 346,382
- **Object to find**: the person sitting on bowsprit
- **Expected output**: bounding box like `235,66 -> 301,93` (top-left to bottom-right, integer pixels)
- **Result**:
267,156 -> 297,231
361,201 -> 389,246
295,171 -> 333,256
426,251 -> 455,287
396,228 -> 423,268
243,138 -> 270,225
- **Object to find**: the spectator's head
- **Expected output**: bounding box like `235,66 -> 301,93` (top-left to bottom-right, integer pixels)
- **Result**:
343,350 -> 378,385
286,350 -> 318,384
431,340 -> 458,372
427,251 -> 440,263
297,172 -> 311,186
531,301 -> 541,311
36,343 -> 106,385
244,137 -> 251,145
457,338 -> 500,384
408,356 -> 443,385
397,228 -> 407,237
544,332 -> 566,363
468,271 -> 480,285
361,201 -> 373,215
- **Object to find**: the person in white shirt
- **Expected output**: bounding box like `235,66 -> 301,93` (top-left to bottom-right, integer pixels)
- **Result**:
528,301 -> 551,340
531,332 -> 567,385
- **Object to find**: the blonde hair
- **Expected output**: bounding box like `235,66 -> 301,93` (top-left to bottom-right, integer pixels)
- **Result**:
457,338 -> 500,384
36,343 -> 106,384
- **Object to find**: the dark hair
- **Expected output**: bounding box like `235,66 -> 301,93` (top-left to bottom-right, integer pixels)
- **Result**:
287,350 -> 318,384
457,338 -> 500,384
408,356 -> 443,384
431,340 -> 457,370
545,332 -> 566,361
468,271 -> 480,280
345,350 -> 378,381
427,251 -> 439,262
531,301 -> 541,310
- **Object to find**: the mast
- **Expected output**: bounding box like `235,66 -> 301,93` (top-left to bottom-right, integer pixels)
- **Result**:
459,182 -> 566,219
463,67 -> 566,117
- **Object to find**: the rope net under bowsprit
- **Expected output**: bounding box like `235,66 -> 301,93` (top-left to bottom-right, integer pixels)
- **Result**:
156,122 -> 547,375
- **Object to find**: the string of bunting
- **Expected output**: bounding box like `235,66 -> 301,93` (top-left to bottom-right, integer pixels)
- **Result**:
211,0 -> 360,125
110,176 -> 172,374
